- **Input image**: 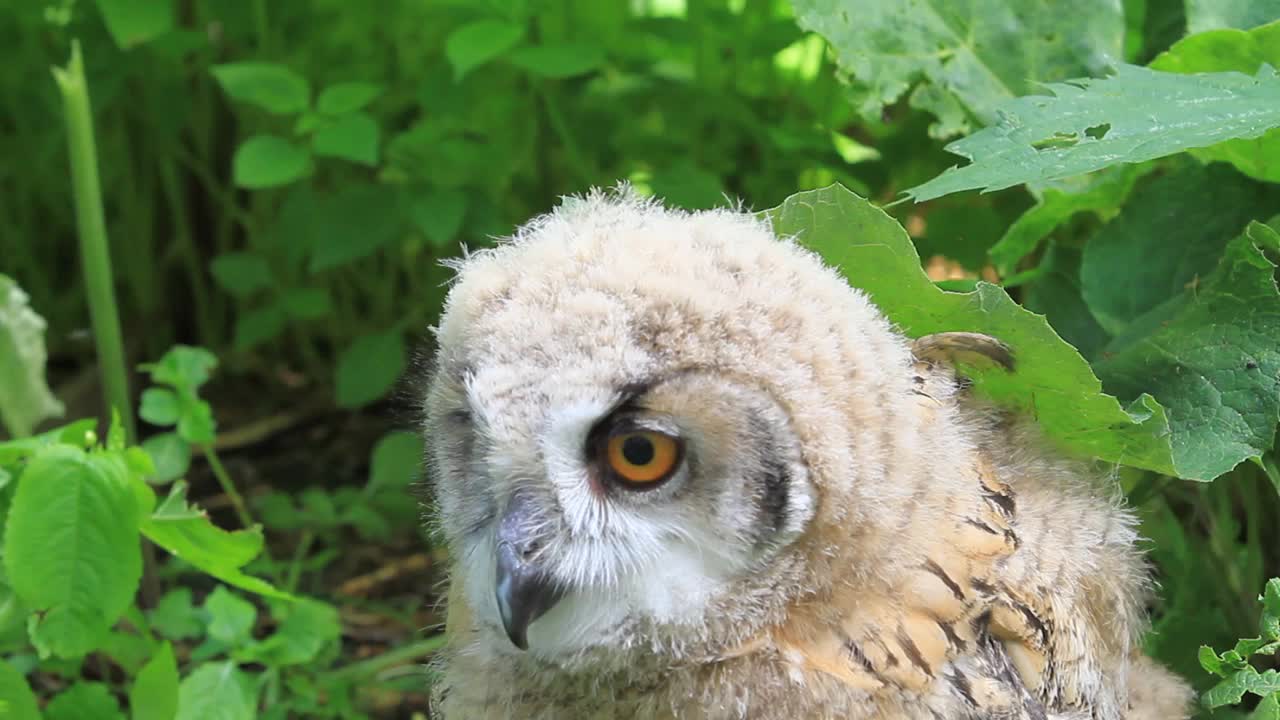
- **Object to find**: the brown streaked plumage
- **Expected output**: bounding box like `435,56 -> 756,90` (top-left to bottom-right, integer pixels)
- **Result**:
422,188 -> 1192,719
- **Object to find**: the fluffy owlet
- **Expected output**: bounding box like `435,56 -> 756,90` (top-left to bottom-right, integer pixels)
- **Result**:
422,189 -> 1192,719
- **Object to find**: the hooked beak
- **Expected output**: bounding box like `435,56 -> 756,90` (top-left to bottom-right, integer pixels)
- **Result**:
494,494 -> 565,650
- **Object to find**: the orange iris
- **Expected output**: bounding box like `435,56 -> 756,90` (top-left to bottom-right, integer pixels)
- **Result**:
606,431 -> 679,485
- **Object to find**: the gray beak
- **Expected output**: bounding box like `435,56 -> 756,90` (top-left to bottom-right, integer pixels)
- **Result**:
494,494 -> 565,650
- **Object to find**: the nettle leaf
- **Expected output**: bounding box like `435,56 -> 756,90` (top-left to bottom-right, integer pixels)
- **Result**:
142,482 -> 292,600
0,657 -> 40,720
232,135 -> 312,189
508,43 -> 605,78
1151,21 -> 1280,182
150,588 -> 204,641
794,0 -> 1122,138
205,587 -> 256,646
142,432 -> 191,484
767,185 -> 1178,475
335,330 -> 406,408
46,681 -> 125,720
1094,223 -> 1280,481
175,662 -> 257,720
96,0 -> 174,49
445,20 -> 525,80
209,252 -> 273,298
312,112 -> 379,165
5,446 -> 142,658
316,82 -> 382,115
368,430 -> 424,493
131,642 -> 179,720
211,62 -> 310,115
0,274 -> 65,437
906,64 -> 1280,202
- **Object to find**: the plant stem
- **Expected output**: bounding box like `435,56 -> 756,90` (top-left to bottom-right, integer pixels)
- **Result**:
53,41 -> 137,443
204,446 -> 255,529
284,529 -> 315,593
319,635 -> 447,685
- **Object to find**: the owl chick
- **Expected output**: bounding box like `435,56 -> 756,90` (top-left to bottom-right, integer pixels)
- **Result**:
422,189 -> 1192,720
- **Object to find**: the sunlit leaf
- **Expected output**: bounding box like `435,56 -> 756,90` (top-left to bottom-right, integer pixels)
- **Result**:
445,20 -> 525,80
211,62 -> 310,115
175,662 -> 257,720
0,657 -> 40,720
316,82 -> 382,115
46,682 -> 124,720
130,642 -> 179,720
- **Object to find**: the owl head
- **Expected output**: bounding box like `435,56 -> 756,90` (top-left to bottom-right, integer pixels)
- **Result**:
424,189 -> 928,669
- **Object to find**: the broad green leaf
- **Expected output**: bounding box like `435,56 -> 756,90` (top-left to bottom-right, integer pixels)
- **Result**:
794,0 -> 1122,138
316,82 -> 382,115
232,135 -> 312,189
368,430 -> 424,492
312,112 -> 379,165
1022,244 -> 1110,361
205,587 -> 256,646
445,20 -> 525,80
141,346 -> 218,391
280,287 -> 332,320
233,303 -> 286,350
1186,0 -> 1280,32
1094,223 -> 1280,480
175,662 -> 257,720
766,185 -> 1178,474
906,64 -> 1280,202
1151,21 -> 1280,182
101,629 -> 150,674
95,0 -> 173,48
409,191 -> 467,249
0,275 -> 64,437
5,447 -> 142,658
210,62 -> 309,115
46,682 -> 124,720
241,599 -> 339,667
0,658 -> 40,720
139,388 -> 180,426
131,642 -> 179,720
149,588 -> 204,641
0,419 -> 97,468
142,432 -> 190,484
306,185 -> 402,273
142,482 -> 292,600
335,330 -> 406,408
1251,693 -> 1280,720
209,253 -> 273,298
508,43 -> 604,78
1080,163 -> 1278,335
1206,667 -> 1280,708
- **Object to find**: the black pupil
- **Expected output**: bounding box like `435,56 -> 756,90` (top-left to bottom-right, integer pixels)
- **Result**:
621,435 -> 655,466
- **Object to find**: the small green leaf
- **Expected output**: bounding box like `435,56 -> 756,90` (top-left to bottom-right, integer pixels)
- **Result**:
149,588 -> 204,641
0,658 -> 41,720
1205,667 -> 1280,708
0,274 -> 65,438
300,488 -> 338,526
211,62 -> 310,115
241,600 -> 339,667
232,135 -> 312,189
508,43 -> 604,78
131,642 -> 179,720
46,681 -> 124,720
5,447 -> 142,658
175,662 -> 257,720
280,287 -> 332,320
96,0 -> 174,48
316,82 -> 382,115
209,253 -> 273,298
142,432 -> 190,484
312,112 -> 379,165
368,431 -> 424,493
409,191 -> 467,249
334,330 -> 406,408
139,388 -> 181,426
175,400 -> 215,446
445,20 -> 525,80
205,587 -> 256,646
306,185 -> 402,273
141,347 -> 218,391
233,303 -> 287,351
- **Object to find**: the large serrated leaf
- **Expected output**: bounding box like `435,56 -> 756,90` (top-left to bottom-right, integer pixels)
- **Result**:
4,446 -> 142,658
793,0 -> 1123,138
0,274 -> 64,437
905,64 -> 1280,202
766,185 -> 1178,475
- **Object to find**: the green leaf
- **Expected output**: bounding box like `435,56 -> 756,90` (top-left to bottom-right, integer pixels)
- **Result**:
0,275 -> 65,437
409,191 -> 467,249
233,303 -> 286,351
175,662 -> 257,720
211,62 -> 310,115
280,287 -> 332,320
334,330 -> 406,408
5,447 -> 142,658
1094,222 -> 1280,480
95,0 -> 174,48
316,82 -> 382,115
1186,0 -> 1280,32
141,482 -> 292,600
130,642 -> 178,720
1251,693 -> 1280,720
0,658 -> 41,720
175,400 -> 215,446
306,185 -> 402,273
205,587 -> 256,646
46,682 -> 124,720
368,430 -> 424,493
794,0 -> 1123,138
445,20 -> 525,80
766,185 -> 1178,475
508,43 -> 604,78
209,253 -> 273,298
1206,667 -> 1280,708
906,64 -> 1280,202
241,600 -> 339,667
1022,244 -> 1110,361
141,346 -> 218,391
650,163 -> 727,210
1150,21 -> 1280,182
232,135 -> 312,189
312,112 -> 379,165
149,588 -> 204,641
142,432 -> 190,484
139,388 -> 180,426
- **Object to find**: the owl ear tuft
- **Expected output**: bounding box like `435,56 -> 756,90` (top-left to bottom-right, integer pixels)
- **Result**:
910,332 -> 1015,372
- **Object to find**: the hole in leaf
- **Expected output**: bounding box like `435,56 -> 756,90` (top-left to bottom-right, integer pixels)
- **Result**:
1085,123 -> 1111,140
1030,131 -> 1078,151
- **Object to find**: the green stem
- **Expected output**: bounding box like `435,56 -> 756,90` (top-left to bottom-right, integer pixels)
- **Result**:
204,446 -> 254,529
320,635 -> 447,685
284,529 -> 315,593
54,41 -> 137,443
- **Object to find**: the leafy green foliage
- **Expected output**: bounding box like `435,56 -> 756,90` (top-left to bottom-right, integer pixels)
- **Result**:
1202,579 -> 1280,711
335,330 -> 406,409
130,642 -> 179,720
211,63 -> 310,115
0,275 -> 64,437
0,657 -> 41,720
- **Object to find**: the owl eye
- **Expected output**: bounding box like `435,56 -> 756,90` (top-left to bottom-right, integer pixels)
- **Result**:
605,430 -> 681,487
